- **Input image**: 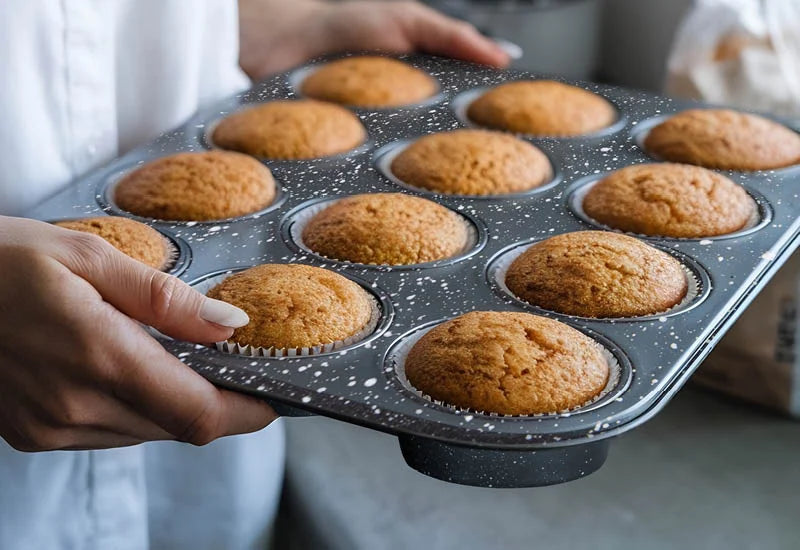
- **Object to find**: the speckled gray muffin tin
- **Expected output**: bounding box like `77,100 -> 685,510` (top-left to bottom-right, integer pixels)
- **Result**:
27,54 -> 800,488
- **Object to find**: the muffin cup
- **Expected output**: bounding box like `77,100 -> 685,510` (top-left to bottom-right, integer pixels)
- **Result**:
284,196 -> 483,269
374,138 -> 563,200
387,319 -> 624,418
487,239 -> 705,321
567,173 -> 770,241
191,270 -> 382,358
450,85 -> 628,140
200,109 -> 374,163
287,63 -> 445,111
97,164 -> 287,225
48,217 -> 188,276
632,113 -> 800,174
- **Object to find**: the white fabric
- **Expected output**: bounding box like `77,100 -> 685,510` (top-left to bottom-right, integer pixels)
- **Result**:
0,1 -> 286,549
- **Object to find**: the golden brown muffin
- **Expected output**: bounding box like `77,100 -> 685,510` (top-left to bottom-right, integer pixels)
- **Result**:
583,163 -> 754,238
404,311 -> 609,415
390,129 -> 552,195
302,193 -> 468,265
114,151 -> 276,221
505,231 -> 688,318
300,56 -> 438,108
466,80 -> 616,136
644,109 -> 800,170
55,217 -> 172,271
206,264 -> 373,350
211,99 -> 366,159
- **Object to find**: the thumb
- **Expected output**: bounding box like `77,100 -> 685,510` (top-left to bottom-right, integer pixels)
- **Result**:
56,232 -> 248,343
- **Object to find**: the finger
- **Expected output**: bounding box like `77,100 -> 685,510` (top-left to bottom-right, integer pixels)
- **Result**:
406,7 -> 511,67
54,231 -> 248,343
102,314 -> 277,444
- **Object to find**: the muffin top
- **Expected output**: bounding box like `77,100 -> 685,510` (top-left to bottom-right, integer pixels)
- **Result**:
212,99 -> 366,159
55,217 -> 171,271
300,56 -> 438,108
390,129 -> 552,195
114,151 -> 276,221
643,109 -> 800,170
583,163 -> 754,238
466,80 -> 616,136
302,193 -> 469,265
505,231 -> 688,318
404,311 -> 609,415
206,264 -> 373,350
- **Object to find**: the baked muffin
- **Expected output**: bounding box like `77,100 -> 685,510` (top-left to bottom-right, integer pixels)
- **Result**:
212,99 -> 366,159
301,56 -> 437,108
467,80 -> 616,136
206,264 -> 373,350
644,109 -> 800,170
404,311 -> 609,415
505,231 -> 688,318
583,163 -> 754,238
114,151 -> 276,221
390,129 -> 552,195
55,217 -> 171,271
302,193 -> 468,265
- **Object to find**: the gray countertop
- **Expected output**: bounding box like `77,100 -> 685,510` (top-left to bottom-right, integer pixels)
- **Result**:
276,386 -> 800,550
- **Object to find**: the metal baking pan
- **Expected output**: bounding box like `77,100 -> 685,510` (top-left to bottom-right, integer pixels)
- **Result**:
27,54 -> 800,487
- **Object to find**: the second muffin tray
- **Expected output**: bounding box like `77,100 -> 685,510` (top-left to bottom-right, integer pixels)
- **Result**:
27,54 -> 800,487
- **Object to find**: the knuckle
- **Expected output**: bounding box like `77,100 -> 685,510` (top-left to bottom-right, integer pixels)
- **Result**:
178,400 -> 223,446
148,273 -> 184,323
62,231 -> 115,271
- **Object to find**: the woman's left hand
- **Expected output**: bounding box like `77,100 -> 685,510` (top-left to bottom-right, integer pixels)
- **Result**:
239,0 -> 510,80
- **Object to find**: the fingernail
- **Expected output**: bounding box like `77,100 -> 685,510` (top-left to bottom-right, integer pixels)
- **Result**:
200,298 -> 250,328
494,38 -> 523,60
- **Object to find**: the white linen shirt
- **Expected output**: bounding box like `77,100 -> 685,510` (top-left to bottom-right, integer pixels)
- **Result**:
0,1 -> 286,549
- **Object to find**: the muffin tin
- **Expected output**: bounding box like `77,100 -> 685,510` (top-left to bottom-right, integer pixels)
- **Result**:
27,54 -> 800,487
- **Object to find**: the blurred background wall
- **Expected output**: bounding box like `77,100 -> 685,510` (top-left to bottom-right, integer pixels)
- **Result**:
425,0 -> 694,90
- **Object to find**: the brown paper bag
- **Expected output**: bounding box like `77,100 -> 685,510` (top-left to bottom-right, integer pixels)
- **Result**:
694,253 -> 800,416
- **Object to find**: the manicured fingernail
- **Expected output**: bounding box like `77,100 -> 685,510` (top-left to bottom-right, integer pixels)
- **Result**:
494,38 -> 523,60
200,298 -> 250,328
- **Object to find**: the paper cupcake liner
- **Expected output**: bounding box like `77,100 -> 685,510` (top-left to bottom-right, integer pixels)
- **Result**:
288,197 -> 479,268
374,139 -> 562,200
569,173 -> 764,240
389,320 -> 623,418
489,239 -> 702,321
191,270 -> 381,358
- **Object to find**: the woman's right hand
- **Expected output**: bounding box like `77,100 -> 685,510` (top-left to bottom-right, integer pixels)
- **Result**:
0,216 -> 277,451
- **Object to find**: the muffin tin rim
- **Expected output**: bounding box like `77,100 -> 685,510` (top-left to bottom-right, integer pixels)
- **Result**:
566,171 -> 774,242
485,236 -> 711,323
287,61 -> 448,112
96,162 -> 289,226
373,137 -> 564,200
631,111 -> 800,175
187,265 -> 396,359
451,84 -> 629,140
278,193 -> 489,270
381,316 -> 633,421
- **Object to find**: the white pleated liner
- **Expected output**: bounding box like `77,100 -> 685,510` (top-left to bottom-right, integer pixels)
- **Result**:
289,197 -> 479,266
570,175 -> 762,237
490,240 -> 702,319
390,320 -> 623,417
192,271 -> 381,358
